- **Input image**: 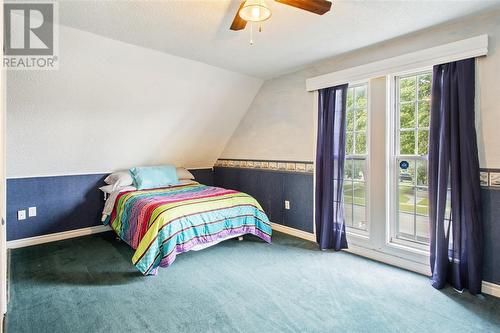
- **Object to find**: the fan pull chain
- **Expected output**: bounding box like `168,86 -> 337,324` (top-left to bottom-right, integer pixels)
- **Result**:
250,23 -> 254,45
249,23 -> 263,45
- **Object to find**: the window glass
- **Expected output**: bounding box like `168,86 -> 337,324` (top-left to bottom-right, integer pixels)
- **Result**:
394,72 -> 432,245
344,84 -> 369,232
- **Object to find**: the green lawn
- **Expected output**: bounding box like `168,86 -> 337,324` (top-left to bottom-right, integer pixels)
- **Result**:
344,182 -> 366,206
344,182 -> 429,215
399,186 -> 428,215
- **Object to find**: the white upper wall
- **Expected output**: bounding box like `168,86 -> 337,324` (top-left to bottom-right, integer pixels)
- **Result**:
221,10 -> 500,168
6,24 -> 262,178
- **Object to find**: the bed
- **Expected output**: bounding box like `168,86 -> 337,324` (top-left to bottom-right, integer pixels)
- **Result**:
102,181 -> 272,275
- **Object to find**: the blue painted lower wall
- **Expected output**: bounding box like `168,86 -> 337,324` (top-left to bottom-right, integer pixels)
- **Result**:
481,188 -> 500,285
6,168 -> 213,241
190,169 -> 214,187
7,174 -> 106,241
214,167 -> 314,233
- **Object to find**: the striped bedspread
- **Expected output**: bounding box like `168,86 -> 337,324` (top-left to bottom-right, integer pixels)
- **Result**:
106,182 -> 272,275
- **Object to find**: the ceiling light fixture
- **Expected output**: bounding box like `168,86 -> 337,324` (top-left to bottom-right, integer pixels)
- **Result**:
238,0 -> 272,22
238,0 -> 271,46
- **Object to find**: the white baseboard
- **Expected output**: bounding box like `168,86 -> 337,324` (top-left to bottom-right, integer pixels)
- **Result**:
482,281 -> 500,298
6,225 -> 111,249
270,222 -> 316,242
272,224 -> 499,298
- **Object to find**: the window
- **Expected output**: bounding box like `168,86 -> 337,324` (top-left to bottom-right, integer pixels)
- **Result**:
344,84 -> 368,232
392,71 -> 432,247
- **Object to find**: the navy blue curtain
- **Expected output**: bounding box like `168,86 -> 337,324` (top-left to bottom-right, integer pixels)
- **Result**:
428,58 -> 483,294
315,84 -> 348,250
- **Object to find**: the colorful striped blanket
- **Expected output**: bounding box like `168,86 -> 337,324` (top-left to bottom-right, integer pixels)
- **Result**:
106,182 -> 272,275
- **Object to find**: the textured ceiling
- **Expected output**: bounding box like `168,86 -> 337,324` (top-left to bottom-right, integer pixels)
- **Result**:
59,0 -> 500,78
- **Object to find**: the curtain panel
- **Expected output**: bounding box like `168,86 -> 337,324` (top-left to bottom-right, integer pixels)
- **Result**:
315,84 -> 349,251
428,58 -> 483,294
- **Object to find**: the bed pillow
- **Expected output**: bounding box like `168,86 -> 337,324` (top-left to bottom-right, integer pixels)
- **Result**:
99,185 -> 115,194
176,167 -> 195,180
99,184 -> 136,194
129,165 -> 179,190
104,171 -> 134,187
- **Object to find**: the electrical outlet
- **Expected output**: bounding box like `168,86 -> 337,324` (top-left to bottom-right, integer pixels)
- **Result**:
28,207 -> 37,217
284,200 -> 290,210
17,210 -> 26,221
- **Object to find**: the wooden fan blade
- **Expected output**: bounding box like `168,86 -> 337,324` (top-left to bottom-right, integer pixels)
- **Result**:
275,0 -> 332,15
230,1 -> 247,31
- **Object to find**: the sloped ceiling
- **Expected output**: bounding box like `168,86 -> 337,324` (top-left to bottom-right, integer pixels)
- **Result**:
6,22 -> 262,177
58,0 -> 500,78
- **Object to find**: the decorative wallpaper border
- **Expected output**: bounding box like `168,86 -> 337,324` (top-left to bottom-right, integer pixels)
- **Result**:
480,169 -> 500,189
215,159 -> 314,173
215,161 -> 499,187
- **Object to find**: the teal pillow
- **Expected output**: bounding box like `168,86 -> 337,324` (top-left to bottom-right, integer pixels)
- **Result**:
129,165 -> 179,190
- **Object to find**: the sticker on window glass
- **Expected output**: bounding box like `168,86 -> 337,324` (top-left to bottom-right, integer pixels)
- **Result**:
399,161 -> 409,170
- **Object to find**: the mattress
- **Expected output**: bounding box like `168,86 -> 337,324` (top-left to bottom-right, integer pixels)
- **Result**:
105,182 -> 272,275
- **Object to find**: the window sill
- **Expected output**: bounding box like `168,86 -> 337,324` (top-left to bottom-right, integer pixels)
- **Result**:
346,229 -> 370,240
386,238 -> 430,257
343,243 -> 431,276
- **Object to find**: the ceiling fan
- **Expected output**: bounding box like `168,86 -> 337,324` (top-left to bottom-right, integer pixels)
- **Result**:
230,0 -> 333,31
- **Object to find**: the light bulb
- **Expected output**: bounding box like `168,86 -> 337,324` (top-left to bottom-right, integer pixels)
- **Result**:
251,7 -> 260,20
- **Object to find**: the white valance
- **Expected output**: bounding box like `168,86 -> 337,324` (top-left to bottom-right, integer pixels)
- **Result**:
306,34 -> 488,91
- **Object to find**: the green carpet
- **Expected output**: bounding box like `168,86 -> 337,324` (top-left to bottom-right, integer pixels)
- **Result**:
6,232 -> 500,333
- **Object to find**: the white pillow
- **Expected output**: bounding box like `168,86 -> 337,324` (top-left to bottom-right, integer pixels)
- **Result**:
176,167 -> 195,180
99,184 -> 136,194
99,185 -> 115,194
104,171 -> 133,187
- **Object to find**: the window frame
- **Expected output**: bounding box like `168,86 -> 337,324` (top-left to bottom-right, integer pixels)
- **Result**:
344,81 -> 370,239
387,68 -> 432,254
